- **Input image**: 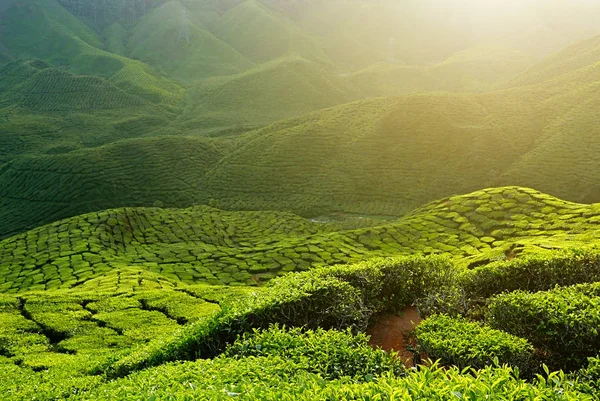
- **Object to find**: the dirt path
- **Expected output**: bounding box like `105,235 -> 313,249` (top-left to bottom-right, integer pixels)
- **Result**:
367,306 -> 422,368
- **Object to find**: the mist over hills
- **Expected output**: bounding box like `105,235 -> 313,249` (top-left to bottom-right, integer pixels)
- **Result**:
1,0 -> 600,236
2,26 -> 600,236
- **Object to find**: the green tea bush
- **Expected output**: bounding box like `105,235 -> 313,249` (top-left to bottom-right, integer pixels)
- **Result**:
320,255 -> 458,315
575,357 -> 600,395
105,272 -> 365,377
416,314 -> 535,372
0,363 -> 103,401
76,359 -> 592,400
105,255 -> 455,377
487,282 -> 600,370
463,249 -> 600,299
224,325 -> 404,380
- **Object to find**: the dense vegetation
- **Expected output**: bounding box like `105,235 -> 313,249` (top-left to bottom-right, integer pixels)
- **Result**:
2,0 -> 600,399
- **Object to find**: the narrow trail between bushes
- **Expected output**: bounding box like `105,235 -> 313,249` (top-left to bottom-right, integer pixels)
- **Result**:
368,306 -> 422,368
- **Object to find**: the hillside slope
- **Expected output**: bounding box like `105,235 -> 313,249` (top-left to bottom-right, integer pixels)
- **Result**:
128,1 -> 254,82
506,34 -> 600,88
0,59 -> 180,164
175,57 -> 362,135
1,0 -> 183,104
0,66 -> 149,111
201,92 -> 544,215
347,46 -> 535,96
1,186 -> 600,293
212,0 -> 329,64
494,36 -> 600,199
2,46 -> 599,236
0,136 -> 229,238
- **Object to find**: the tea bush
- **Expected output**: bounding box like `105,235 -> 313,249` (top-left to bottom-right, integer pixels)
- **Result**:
464,249 -> 600,299
105,255 -> 456,377
75,359 -> 593,400
575,357 -> 600,395
416,314 -> 535,372
487,282 -> 600,370
224,325 -> 405,380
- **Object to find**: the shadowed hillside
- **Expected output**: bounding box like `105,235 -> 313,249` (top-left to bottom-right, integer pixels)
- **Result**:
0,136 -> 229,238
175,57 -> 362,135
1,0 -> 183,104
128,1 -> 254,82
2,42 -> 600,235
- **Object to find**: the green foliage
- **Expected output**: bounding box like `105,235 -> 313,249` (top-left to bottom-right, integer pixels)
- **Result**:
0,283 -> 245,395
180,56 -> 361,134
104,255 -> 454,377
464,248 -> 600,299
575,357 -> 600,395
1,67 -> 149,111
3,186 -> 600,292
128,1 -> 254,82
224,325 -> 404,380
1,0 -> 183,104
105,271 -> 365,377
487,282 -> 600,370
3,1 -> 600,399
73,360 -> 592,400
416,314 -> 535,372
212,0 -> 329,64
0,136 -> 227,239
136,290 -> 221,324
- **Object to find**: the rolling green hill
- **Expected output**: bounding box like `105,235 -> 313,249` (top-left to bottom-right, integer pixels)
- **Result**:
0,136 -> 229,238
1,0 -> 103,63
128,1 -> 254,82
0,58 -> 181,165
2,186 -> 600,293
176,57 -> 362,135
1,0 -> 184,104
429,46 -> 536,91
200,92 -> 541,216
493,36 -> 600,200
506,34 -> 600,88
347,46 -> 535,96
4,2 -> 600,400
1,66 -> 149,111
2,186 -> 600,399
294,0 -> 600,71
2,43 -> 599,236
212,0 -> 329,64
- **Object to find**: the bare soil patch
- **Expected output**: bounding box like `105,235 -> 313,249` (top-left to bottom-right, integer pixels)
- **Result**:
368,306 -> 422,368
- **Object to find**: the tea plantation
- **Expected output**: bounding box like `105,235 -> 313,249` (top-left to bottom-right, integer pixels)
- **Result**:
3,0 -> 600,399
1,187 -> 600,399
2,186 -> 600,292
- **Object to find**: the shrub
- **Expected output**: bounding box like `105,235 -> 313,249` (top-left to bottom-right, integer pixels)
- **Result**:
487,282 -> 600,370
224,325 -> 405,380
416,314 -> 535,372
463,249 -> 600,299
105,272 -> 365,377
105,255 -> 456,377
574,357 -> 600,395
77,359 -> 592,400
316,255 -> 461,317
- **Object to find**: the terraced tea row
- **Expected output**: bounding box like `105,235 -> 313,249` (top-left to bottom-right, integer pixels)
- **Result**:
2,187 -> 600,292
0,280 -> 254,376
1,68 -> 149,111
3,252 -> 600,400
0,135 -> 228,238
